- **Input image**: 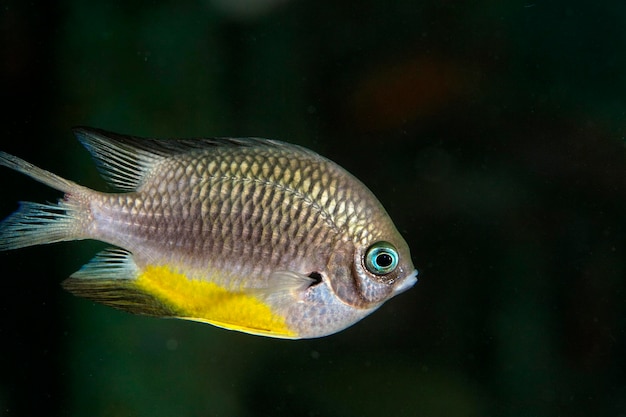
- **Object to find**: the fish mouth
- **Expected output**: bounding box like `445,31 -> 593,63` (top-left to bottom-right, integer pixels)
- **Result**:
393,269 -> 418,296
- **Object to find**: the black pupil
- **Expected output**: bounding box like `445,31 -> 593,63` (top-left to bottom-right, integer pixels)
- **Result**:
376,253 -> 393,268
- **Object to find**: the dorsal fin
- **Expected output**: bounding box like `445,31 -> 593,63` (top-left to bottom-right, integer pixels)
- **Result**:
72,127 -> 309,192
73,127 -> 164,191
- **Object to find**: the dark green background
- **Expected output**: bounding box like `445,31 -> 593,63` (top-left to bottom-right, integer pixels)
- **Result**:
1,1 -> 625,416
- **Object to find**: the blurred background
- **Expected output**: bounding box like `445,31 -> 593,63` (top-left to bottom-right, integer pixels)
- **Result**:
1,1 -> 625,416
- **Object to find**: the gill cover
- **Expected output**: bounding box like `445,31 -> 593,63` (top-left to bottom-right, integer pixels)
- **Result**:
325,240 -> 391,308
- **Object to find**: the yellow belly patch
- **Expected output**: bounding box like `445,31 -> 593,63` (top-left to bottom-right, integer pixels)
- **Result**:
134,265 -> 296,338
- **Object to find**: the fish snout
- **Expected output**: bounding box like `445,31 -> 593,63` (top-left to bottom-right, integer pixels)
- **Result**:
392,269 -> 418,296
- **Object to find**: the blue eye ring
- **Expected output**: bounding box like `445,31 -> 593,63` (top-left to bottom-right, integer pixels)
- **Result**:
364,241 -> 399,275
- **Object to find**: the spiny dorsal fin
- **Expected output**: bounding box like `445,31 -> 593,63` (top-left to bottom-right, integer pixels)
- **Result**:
73,127 -> 314,192
73,127 -> 164,191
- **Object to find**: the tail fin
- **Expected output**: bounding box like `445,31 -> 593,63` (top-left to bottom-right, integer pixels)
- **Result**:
0,151 -> 77,193
0,151 -> 86,251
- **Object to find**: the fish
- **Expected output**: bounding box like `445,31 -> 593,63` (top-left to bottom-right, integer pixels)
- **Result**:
0,127 -> 417,339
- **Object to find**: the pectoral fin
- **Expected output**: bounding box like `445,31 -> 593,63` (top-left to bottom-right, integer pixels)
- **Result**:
264,270 -> 318,294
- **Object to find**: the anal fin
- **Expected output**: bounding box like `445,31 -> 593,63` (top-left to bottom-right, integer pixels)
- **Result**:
62,248 -> 175,317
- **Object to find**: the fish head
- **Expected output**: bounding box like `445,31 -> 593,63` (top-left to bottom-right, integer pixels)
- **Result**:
326,228 -> 417,309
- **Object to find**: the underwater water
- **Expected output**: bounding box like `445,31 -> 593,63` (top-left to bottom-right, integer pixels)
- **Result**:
1,1 -> 625,416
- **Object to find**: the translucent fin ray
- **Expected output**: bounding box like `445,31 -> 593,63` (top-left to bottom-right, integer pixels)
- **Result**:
73,128 -> 161,191
63,248 -> 175,316
0,201 -> 81,251
0,151 -> 78,193
246,270 -> 316,300
267,270 -> 316,293
70,248 -> 139,280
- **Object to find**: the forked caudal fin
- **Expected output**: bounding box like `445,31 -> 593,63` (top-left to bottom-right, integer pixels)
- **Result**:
0,151 -> 87,251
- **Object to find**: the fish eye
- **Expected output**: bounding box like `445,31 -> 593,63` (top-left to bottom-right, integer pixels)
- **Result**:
364,241 -> 399,275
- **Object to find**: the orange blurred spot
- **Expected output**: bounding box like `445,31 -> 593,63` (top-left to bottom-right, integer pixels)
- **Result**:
349,56 -> 467,131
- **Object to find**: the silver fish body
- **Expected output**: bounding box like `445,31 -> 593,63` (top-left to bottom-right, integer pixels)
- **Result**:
0,128 -> 417,338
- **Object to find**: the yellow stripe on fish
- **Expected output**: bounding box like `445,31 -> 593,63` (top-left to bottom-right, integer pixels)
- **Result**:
135,265 -> 296,338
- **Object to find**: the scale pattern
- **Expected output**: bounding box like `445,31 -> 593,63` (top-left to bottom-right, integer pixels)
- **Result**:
91,144 -> 387,286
